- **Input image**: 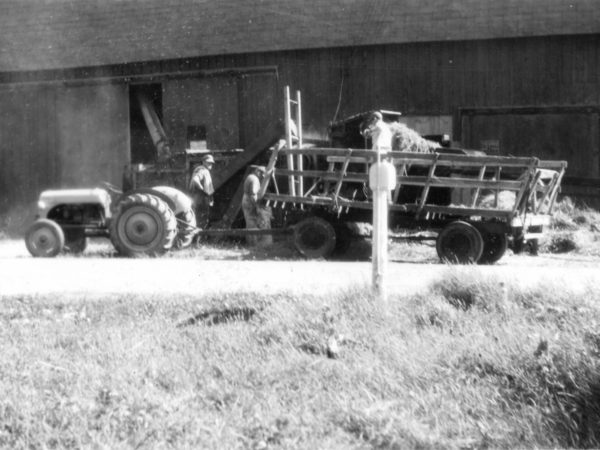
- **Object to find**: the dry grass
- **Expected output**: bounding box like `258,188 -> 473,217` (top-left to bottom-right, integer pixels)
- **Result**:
1,269 -> 599,449
542,197 -> 600,256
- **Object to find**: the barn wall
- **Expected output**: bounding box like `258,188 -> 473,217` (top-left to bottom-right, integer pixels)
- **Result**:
1,33 -> 600,226
55,83 -> 130,187
0,86 -> 58,212
0,82 -> 129,230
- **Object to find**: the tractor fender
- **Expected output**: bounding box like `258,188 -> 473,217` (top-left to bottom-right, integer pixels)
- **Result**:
127,187 -> 192,215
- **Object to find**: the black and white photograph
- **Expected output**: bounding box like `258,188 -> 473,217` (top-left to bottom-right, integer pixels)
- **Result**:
0,0 -> 599,448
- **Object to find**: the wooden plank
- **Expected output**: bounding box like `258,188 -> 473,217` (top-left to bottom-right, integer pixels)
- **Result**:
422,205 -> 513,219
416,153 -> 439,216
263,193 -> 516,219
333,158 -> 351,199
275,169 -> 367,183
288,148 -> 550,168
258,144 -> 280,199
284,86 -> 295,196
263,193 -> 373,210
494,166 -> 502,208
396,176 -> 523,190
392,164 -> 407,203
296,90 -> 303,196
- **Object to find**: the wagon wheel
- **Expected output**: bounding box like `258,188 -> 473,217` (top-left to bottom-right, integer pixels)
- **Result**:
64,230 -> 88,254
25,219 -> 65,257
478,232 -> 508,265
436,221 -> 484,264
110,193 -> 177,257
333,222 -> 353,256
293,216 -> 336,259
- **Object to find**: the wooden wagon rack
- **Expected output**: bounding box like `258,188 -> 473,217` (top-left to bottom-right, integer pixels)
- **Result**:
259,146 -> 567,222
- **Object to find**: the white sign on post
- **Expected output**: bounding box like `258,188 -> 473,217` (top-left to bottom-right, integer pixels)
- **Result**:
369,150 -> 397,303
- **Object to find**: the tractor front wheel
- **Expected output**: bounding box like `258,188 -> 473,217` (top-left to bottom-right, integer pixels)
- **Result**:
25,219 -> 65,257
110,193 -> 177,257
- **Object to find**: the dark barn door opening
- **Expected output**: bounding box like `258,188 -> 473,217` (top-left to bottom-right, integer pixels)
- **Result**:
129,84 -> 163,164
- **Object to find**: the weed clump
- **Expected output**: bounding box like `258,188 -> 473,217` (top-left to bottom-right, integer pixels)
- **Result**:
431,269 -> 508,313
516,341 -> 600,448
411,293 -> 458,330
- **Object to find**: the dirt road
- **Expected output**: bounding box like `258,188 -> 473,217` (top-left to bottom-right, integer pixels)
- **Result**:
1,239 -> 598,298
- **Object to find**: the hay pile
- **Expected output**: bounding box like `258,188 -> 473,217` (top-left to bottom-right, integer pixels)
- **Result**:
388,122 -> 441,153
477,190 -> 517,210
542,197 -> 600,255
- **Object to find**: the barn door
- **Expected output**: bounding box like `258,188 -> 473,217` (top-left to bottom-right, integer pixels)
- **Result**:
163,77 -> 240,152
56,83 -> 130,187
461,108 -> 600,179
237,72 -> 279,148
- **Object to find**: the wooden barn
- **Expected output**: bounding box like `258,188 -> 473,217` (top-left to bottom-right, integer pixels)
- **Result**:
1,0 -> 600,231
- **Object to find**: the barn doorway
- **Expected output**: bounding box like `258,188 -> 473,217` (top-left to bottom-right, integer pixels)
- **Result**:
129,84 -> 163,164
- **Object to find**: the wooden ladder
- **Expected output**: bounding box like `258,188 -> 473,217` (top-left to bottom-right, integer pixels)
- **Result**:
284,86 -> 304,197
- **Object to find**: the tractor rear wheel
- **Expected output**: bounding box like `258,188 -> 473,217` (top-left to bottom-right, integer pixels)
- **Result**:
110,193 -> 177,257
436,221 -> 484,264
25,219 -> 65,257
293,216 -> 336,259
174,208 -> 196,249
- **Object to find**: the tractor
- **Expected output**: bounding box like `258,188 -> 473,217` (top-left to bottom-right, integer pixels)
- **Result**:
25,184 -> 196,257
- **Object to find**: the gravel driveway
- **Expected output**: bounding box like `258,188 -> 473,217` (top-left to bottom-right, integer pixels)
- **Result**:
1,239 -> 598,298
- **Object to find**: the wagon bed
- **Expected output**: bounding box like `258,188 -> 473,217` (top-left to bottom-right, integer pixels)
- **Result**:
255,143 -> 566,263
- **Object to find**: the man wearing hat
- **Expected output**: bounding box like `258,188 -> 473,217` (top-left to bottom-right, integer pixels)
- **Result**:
242,165 -> 272,246
189,154 -> 215,229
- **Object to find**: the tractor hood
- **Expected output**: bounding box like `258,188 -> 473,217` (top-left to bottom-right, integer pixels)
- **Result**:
37,188 -> 112,216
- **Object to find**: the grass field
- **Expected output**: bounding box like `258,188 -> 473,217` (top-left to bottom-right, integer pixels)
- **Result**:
1,269 -> 599,449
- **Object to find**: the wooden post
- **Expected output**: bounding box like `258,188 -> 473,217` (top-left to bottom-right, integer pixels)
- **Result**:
416,153 -> 439,217
284,86 -> 296,196
494,166 -> 502,208
258,140 -> 281,199
471,165 -> 487,207
369,150 -> 396,304
392,163 -> 406,203
547,164 -> 566,212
